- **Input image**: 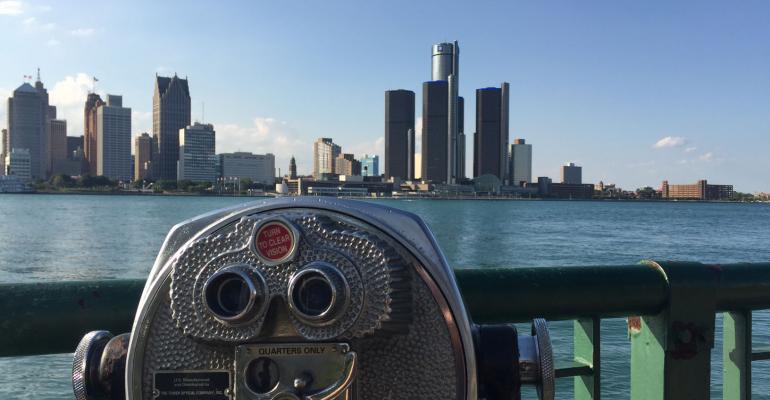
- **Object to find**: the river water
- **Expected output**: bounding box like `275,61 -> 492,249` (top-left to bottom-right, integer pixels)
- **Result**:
1,194 -> 769,399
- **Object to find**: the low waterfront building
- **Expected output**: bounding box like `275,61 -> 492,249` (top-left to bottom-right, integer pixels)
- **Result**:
662,180 -> 734,200
178,123 -> 217,183
219,152 -> 275,184
4,148 -> 31,182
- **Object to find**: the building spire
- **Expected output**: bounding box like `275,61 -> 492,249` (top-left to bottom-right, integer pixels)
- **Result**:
36,67 -> 41,82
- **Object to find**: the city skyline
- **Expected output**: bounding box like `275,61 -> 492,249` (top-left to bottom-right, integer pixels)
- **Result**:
0,1 -> 768,191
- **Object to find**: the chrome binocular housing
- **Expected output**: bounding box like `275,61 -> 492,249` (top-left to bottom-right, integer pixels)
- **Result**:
73,198 -> 554,399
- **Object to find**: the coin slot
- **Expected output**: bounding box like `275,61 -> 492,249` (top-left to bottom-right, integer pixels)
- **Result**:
244,357 -> 280,394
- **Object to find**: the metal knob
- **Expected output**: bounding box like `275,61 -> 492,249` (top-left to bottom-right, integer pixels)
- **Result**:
73,331 -> 130,400
518,319 -> 555,400
73,331 -> 113,400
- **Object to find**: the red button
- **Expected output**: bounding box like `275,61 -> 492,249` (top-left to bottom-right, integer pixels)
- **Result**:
255,221 -> 294,262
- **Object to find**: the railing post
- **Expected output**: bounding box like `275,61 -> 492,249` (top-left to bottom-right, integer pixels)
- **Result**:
723,311 -> 751,400
574,317 -> 600,400
629,261 -> 719,400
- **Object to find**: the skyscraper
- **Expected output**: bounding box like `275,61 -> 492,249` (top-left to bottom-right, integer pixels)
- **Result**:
509,138 -> 532,187
84,93 -> 105,175
473,83 -> 509,181
1,128 -> 7,175
134,132 -> 152,181
430,41 -> 462,183
96,95 -> 132,181
49,118 -> 67,175
153,74 -> 191,180
421,80 -> 449,183
289,156 -> 297,179
313,138 -> 340,179
178,123 -> 216,182
561,163 -> 582,184
7,74 -> 50,180
384,89 -> 414,180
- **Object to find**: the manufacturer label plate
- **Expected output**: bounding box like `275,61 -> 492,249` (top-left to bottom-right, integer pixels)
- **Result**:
153,370 -> 230,399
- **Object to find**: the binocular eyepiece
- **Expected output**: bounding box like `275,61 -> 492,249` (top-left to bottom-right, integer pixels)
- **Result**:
73,198 -> 555,400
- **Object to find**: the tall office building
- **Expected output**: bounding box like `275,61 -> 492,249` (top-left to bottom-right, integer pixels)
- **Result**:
96,95 -> 132,181
509,138 -> 532,187
134,132 -> 152,181
384,89 -> 415,180
313,138 -> 341,179
289,156 -> 297,179
219,152 -> 275,184
84,93 -> 105,175
561,162 -> 582,184
473,83 -> 509,181
49,119 -> 67,175
360,154 -> 379,177
428,41 -> 463,183
335,153 -> 361,176
1,128 -> 7,175
153,74 -> 191,180
66,136 -> 83,158
422,80 -> 449,183
178,123 -> 217,182
7,74 -> 51,180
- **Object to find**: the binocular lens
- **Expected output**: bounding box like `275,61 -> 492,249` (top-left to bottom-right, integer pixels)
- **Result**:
288,264 -> 349,325
292,272 -> 334,317
216,276 -> 250,316
203,269 -> 261,322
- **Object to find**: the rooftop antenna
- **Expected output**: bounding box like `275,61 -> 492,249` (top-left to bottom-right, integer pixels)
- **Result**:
36,67 -> 41,82
202,101 -> 205,124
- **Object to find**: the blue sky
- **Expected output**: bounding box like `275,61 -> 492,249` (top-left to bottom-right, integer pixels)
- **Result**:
0,0 -> 768,191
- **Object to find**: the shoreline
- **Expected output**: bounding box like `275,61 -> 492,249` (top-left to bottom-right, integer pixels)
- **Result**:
0,190 -> 764,204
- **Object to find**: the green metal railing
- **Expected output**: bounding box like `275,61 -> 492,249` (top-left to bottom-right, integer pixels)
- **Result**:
1,261 -> 769,399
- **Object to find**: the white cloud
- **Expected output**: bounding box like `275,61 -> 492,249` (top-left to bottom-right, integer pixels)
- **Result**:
49,73 -> 96,135
684,146 -> 697,153
0,1 -> 23,15
22,16 -> 56,32
70,27 -> 94,37
46,38 -> 59,46
215,117 -> 307,175
699,152 -> 714,162
653,136 -> 686,149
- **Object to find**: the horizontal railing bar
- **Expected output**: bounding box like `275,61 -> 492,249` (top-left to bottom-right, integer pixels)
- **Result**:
456,265 -> 668,323
751,347 -> 770,361
555,361 -> 593,378
1,262 -> 770,357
